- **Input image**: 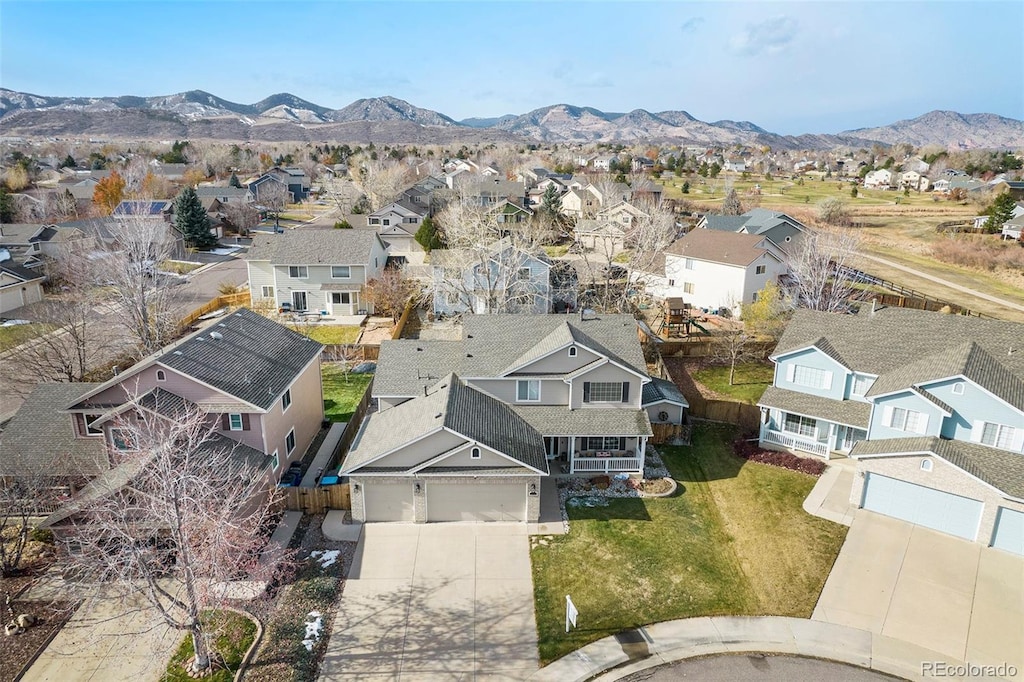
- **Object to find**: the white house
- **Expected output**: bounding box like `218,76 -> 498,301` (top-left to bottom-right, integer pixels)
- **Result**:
863,169 -> 894,190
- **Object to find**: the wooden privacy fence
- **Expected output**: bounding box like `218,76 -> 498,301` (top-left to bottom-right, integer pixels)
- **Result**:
650,422 -> 692,445
323,344 -> 380,362
179,291 -> 252,328
284,483 -> 351,514
330,377 -> 374,471
686,393 -> 761,431
392,300 -> 415,339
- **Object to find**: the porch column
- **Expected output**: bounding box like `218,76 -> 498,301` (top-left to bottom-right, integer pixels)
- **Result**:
569,436 -> 576,473
638,436 -> 647,474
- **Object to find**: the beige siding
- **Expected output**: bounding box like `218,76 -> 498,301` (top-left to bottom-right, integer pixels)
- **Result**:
0,279 -> 43,314
261,354 -> 324,468
437,442 -> 527,468
514,345 -> 601,374
570,363 -> 643,409
370,429 -> 466,468
377,397 -> 411,411
468,378 -> 569,406
851,455 -> 1024,546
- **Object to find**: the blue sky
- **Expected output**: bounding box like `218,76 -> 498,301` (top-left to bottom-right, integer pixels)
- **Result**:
2,1 -> 1021,135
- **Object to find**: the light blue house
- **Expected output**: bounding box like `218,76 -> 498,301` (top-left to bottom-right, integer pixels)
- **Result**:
759,307 -> 1024,553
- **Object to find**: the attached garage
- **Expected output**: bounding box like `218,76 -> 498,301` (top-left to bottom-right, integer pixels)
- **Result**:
861,473 -> 984,541
991,507 -> 1024,556
362,482 -> 415,522
426,482 -> 526,522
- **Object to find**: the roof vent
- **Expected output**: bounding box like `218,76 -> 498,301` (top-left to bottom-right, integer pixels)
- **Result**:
416,347 -> 423,351
173,350 -> 183,355
218,323 -> 227,328
466,354 -> 473,358
210,331 -> 223,341
434,413 -> 442,419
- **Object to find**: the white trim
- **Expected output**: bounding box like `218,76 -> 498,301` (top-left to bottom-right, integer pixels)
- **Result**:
228,413 -> 244,431
516,379 -> 541,403
285,428 -> 296,455
341,425 -> 446,473
756,403 -> 867,430
270,450 -> 280,471
852,449 -> 1023,501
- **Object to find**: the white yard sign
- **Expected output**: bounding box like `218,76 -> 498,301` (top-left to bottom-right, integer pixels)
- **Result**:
565,595 -> 579,633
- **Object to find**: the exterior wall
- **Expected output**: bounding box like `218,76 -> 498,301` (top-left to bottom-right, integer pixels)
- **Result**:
350,475 -> 540,523
868,391 -> 945,440
645,401 -> 684,425
570,362 -> 643,409
0,278 -> 44,313
260,355 -> 324,471
247,261 -> 276,302
370,429 -> 465,468
663,256 -> 747,311
922,377 -> 1024,450
760,223 -> 804,248
513,344 -> 601,374
468,378 -> 569,406
851,455 -> 1024,546
436,442 -> 525,467
773,347 -> 850,401
740,253 -> 787,305
377,396 -> 411,411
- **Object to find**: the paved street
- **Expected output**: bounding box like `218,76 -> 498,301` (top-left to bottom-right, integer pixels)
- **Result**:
617,654 -> 898,681
813,510 -> 1024,676
320,523 -> 539,680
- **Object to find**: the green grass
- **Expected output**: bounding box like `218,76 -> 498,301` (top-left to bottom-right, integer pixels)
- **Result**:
162,610 -> 257,682
543,245 -> 570,257
291,325 -> 361,345
692,363 -> 774,404
159,260 -> 202,275
0,323 -> 56,351
531,422 -> 847,664
322,364 -> 373,422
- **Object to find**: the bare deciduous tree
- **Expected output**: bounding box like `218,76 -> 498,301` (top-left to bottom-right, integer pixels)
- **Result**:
222,201 -> 260,236
364,266 -> 421,322
787,228 -> 862,313
816,197 -> 851,226
711,328 -> 754,386
350,156 -> 410,210
61,399 -> 285,675
259,181 -> 289,229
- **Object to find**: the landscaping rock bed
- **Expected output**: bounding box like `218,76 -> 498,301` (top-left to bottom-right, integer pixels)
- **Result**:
556,448 -> 675,528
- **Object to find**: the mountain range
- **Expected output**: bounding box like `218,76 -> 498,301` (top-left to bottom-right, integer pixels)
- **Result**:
1,88 -> 1021,150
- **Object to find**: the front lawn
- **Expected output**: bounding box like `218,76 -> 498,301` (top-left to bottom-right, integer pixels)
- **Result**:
531,422 -> 847,664
163,610 -> 257,682
291,325 -> 361,345
321,364 -> 373,422
0,323 -> 56,351
692,362 -> 774,404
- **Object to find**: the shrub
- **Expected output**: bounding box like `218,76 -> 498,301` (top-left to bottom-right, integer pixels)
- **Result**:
930,237 -> 1024,272
29,528 -> 54,544
333,220 -> 352,229
731,438 -> 827,476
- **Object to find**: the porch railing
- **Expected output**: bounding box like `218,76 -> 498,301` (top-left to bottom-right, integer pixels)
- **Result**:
761,429 -> 829,458
571,456 -> 642,474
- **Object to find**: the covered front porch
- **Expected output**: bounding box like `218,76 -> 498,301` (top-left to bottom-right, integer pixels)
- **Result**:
543,435 -> 647,474
759,406 -> 867,460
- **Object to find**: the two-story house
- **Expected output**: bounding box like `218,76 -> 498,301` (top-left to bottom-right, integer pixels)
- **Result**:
246,228 -> 388,316
634,229 -> 788,313
342,313 -> 671,523
697,208 -> 807,253
0,309 -> 325,525
249,167 -> 310,203
758,307 -> 1024,554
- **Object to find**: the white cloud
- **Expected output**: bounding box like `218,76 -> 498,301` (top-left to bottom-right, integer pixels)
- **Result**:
729,16 -> 798,56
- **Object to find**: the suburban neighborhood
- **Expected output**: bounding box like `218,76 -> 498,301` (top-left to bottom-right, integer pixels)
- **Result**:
2,3 -> 1024,679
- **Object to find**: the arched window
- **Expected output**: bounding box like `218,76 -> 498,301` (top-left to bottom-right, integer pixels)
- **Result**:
471,447 -> 481,459
568,346 -> 577,357
156,369 -> 166,381
920,459 -> 933,472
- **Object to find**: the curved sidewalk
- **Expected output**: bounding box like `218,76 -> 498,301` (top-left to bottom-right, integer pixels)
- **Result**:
527,615 -> 987,682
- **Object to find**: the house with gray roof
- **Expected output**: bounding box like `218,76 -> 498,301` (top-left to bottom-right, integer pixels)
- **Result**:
246,228 -> 388,317
0,309 -> 325,523
0,259 -> 45,313
759,307 -> 1024,554
343,312 -> 682,523
697,208 -> 807,252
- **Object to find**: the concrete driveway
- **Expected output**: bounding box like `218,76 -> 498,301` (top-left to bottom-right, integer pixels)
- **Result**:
813,510 -> 1024,675
320,523 -> 539,680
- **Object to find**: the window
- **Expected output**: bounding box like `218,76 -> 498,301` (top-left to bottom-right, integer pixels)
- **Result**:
286,429 -> 296,455
271,450 -> 280,471
85,414 -> 103,436
783,414 -> 816,438
683,282 -> 695,294
288,266 -> 308,279
331,265 -> 351,279
261,285 -> 275,299
331,292 -> 351,305
585,436 -> 626,451
951,382 -> 965,395
684,258 -> 695,270
888,407 -> 925,433
568,346 -> 577,357
584,381 -> 627,403
110,427 -> 137,451
229,413 -> 244,431
981,422 -> 1016,449
752,292 -> 759,303
382,219 -> 390,226
755,265 -> 767,275
851,374 -> 874,396
920,458 -> 933,472
471,447 -> 481,459
156,369 -> 166,382
282,389 -> 291,412
518,267 -> 532,281
516,379 -> 540,402
789,364 -> 832,389
667,279 -> 675,286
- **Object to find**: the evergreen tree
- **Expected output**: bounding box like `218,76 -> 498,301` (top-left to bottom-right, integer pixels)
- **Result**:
174,186 -> 217,249
0,188 -> 15,223
722,188 -> 743,215
229,173 -> 242,188
984,191 -> 1016,234
540,184 -> 562,217
61,154 -> 77,168
414,216 -> 443,252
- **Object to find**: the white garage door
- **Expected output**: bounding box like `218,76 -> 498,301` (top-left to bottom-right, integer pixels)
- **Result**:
861,473 -> 983,541
426,483 -> 526,522
991,507 -> 1024,556
363,483 -> 414,522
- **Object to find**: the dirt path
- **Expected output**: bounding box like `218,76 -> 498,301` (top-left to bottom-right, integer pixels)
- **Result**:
859,254 -> 1024,316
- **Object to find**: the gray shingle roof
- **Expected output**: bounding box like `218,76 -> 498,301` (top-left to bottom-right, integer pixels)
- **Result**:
642,377 -> 689,407
850,436 -> 1024,499
701,216 -> 749,232
665,230 -> 770,267
0,261 -> 45,282
245,228 -> 384,265
374,340 -> 467,397
774,308 -> 1024,412
343,374 -> 547,474
0,383 -> 107,477
512,405 -> 653,437
157,308 -> 323,410
758,386 -> 872,428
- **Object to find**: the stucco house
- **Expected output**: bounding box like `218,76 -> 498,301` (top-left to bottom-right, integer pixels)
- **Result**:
758,307 -> 1024,554
343,313 -> 674,523
0,309 -> 325,525
246,228 -> 388,316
